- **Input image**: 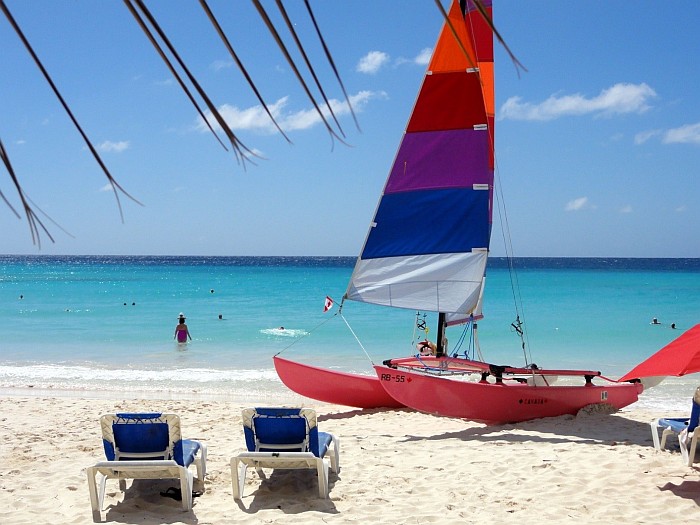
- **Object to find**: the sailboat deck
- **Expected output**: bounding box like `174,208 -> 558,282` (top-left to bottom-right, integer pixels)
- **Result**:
386,356 -> 604,379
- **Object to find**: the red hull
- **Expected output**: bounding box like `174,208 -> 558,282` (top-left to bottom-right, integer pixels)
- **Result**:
374,364 -> 642,424
274,356 -> 405,409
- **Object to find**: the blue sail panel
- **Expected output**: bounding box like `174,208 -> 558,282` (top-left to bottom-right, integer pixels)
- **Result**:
361,188 -> 490,260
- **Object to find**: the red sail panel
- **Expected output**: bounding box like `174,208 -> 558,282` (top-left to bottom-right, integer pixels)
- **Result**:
466,1 -> 494,62
406,72 -> 486,133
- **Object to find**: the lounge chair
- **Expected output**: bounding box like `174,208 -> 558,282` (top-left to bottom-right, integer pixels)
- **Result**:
86,413 -> 207,520
231,407 -> 339,500
650,386 -> 700,466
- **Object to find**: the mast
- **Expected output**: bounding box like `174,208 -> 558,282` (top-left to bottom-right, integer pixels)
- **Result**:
436,312 -> 447,357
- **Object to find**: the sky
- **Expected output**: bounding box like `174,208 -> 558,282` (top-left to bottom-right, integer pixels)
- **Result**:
1,1 -> 699,257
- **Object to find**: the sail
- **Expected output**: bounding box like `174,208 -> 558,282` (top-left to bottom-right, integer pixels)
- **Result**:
619,324 -> 700,381
345,0 -> 494,317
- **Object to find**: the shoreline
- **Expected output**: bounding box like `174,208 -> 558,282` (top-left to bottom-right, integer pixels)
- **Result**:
0,384 -> 308,405
0,371 -> 697,413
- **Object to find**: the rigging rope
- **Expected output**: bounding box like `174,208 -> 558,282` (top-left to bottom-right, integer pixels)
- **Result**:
273,306 -> 377,366
272,312 -> 338,358
339,313 -> 375,364
493,142 -> 534,367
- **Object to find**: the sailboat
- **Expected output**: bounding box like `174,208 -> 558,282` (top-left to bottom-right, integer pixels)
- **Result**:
275,0 -> 643,422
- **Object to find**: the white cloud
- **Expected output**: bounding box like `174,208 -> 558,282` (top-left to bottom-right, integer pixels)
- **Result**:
634,129 -> 661,144
98,140 -> 129,153
357,51 -> 390,74
619,204 -> 633,213
99,184 -> 113,192
633,123 -> 700,146
565,196 -> 589,211
500,83 -> 656,121
676,205 -> 687,212
414,47 -> 432,66
211,59 -> 233,72
196,91 -> 386,135
663,123 -> 700,144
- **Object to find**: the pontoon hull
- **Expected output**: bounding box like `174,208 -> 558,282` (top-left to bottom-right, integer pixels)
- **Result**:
374,364 -> 642,424
274,356 -> 405,409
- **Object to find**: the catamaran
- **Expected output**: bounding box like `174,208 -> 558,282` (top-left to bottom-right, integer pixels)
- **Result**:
275,0 -> 643,423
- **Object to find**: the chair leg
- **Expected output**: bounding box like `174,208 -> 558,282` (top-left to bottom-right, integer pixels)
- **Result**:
86,467 -> 102,521
687,431 -> 699,467
195,444 -> 207,481
679,431 -> 690,466
660,427 -> 675,450
179,468 -> 193,511
316,458 -> 329,498
650,421 -> 661,450
98,475 -> 108,512
331,437 -> 340,473
231,458 -> 248,500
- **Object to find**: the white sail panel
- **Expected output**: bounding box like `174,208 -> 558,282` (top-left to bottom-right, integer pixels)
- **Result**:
345,250 -> 487,314
446,276 -> 485,326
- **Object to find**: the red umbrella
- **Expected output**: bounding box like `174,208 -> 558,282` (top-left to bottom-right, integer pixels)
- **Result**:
620,324 -> 700,381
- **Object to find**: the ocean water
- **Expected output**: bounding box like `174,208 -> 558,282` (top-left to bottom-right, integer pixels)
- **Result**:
1,255 -> 699,412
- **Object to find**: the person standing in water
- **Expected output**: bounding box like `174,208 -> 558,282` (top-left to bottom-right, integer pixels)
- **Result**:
174,313 -> 192,343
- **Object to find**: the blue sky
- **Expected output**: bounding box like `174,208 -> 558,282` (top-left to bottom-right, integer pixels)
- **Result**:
1,1 -> 699,257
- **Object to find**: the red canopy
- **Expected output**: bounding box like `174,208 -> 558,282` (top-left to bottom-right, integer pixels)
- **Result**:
620,324 -> 700,381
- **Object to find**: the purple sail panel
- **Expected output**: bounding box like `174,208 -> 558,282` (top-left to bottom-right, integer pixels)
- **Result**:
385,129 -> 490,194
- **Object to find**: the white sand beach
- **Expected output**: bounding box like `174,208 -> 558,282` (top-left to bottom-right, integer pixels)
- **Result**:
1,393 -> 698,524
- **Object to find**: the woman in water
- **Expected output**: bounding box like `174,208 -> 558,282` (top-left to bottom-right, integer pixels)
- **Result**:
174,313 -> 192,343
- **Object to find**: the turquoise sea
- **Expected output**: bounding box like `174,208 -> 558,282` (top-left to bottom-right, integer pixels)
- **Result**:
1,255 -> 699,412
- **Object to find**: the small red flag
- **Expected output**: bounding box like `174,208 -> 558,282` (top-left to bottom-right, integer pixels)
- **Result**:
323,296 -> 334,313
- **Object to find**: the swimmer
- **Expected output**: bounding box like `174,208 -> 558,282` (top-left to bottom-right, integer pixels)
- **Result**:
651,317 -> 661,325
174,313 -> 192,343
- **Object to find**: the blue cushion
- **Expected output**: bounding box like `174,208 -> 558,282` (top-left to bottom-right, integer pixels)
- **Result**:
317,432 -> 333,458
659,417 -> 690,433
246,408 -> 329,458
253,415 -> 307,452
116,412 -> 162,419
255,408 -> 301,417
689,400 -> 700,432
108,421 -> 169,460
103,413 -> 200,465
174,439 -> 201,467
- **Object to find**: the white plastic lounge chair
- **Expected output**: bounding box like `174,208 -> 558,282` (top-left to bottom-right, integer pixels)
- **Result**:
87,413 -> 207,520
650,386 -> 700,466
231,407 -> 339,500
